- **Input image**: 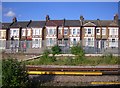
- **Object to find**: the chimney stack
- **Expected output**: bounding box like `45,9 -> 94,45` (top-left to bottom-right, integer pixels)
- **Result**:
80,15 -> 84,25
114,14 -> 118,23
12,17 -> 17,23
46,15 -> 50,22
97,19 -> 101,26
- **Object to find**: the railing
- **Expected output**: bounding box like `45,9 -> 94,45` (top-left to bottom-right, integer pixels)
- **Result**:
0,40 -> 120,54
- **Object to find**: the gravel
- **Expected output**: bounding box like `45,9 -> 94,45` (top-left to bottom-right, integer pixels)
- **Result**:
29,75 -> 120,86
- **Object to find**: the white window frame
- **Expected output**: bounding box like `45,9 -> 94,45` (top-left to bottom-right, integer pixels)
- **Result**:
96,28 -> 100,35
102,28 -> 106,35
27,30 -> 31,36
88,29 -> 91,34
77,29 -> 80,34
22,29 -> 26,36
64,29 -> 68,35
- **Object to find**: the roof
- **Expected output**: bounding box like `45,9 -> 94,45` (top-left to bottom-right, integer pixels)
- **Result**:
46,20 -> 64,26
118,20 -> 120,26
28,21 -> 46,28
109,21 -> 118,26
0,22 -> 2,29
64,20 -> 81,27
83,20 -> 116,27
10,21 -> 30,28
2,23 -> 11,29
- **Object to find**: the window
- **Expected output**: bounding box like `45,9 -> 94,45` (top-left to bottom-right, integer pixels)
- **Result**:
22,30 -> 26,36
33,29 -> 35,35
73,29 -> 76,35
64,29 -> 68,35
58,29 -> 62,34
50,38 -> 53,45
88,38 -> 91,45
35,39 -> 39,44
49,29 -> 53,35
77,29 -> 80,34
112,29 -> 117,35
58,40 -> 62,44
47,38 -> 54,46
88,29 -> 91,34
102,29 -> 106,35
112,39 -> 115,42
36,29 -> 40,35
13,30 -> 16,34
73,38 -> 76,45
28,30 -> 31,36
96,29 -> 100,33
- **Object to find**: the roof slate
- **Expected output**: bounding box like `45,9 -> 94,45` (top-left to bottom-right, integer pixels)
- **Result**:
1,19 -> 119,28
28,21 -> 46,28
64,20 -> 81,27
10,21 -> 30,28
2,23 -> 11,29
46,20 -> 64,26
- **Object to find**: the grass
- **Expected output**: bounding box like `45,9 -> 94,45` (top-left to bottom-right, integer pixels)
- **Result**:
25,54 -> 119,66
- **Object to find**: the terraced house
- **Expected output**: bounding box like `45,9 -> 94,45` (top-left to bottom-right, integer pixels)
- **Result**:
28,20 -> 45,48
1,14 -> 119,54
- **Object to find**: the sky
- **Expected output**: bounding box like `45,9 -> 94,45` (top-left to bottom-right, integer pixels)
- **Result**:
2,2 -> 119,22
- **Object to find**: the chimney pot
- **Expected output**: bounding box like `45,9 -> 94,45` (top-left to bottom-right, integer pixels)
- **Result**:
12,17 -> 17,23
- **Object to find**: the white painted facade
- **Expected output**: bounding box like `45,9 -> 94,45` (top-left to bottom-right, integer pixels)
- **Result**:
84,27 -> 95,47
32,28 -> 42,36
58,27 -> 63,34
10,28 -> 19,40
32,38 -> 42,48
46,26 -> 57,46
108,27 -> 118,48
96,27 -> 101,35
64,27 -> 69,35
46,26 -> 57,38
32,28 -> 43,48
69,27 -> 80,46
27,28 -> 32,36
101,27 -> 106,35
22,28 -> 26,36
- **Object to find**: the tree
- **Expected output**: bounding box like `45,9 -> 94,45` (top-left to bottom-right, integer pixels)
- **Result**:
51,45 -> 61,56
2,58 -> 29,88
70,45 -> 85,57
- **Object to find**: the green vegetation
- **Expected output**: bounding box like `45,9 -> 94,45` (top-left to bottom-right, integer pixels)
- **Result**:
26,55 -> 119,66
70,45 -> 85,57
2,58 -> 30,88
51,45 -> 61,56
26,45 -> 119,66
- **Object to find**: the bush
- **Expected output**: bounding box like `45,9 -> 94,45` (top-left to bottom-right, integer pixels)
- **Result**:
2,58 -> 29,88
51,45 -> 61,56
70,45 -> 85,57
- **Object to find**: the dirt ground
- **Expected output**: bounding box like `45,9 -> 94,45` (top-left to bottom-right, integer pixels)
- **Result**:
1,52 -> 39,61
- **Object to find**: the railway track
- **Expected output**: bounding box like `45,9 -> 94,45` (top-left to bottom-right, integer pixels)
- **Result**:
27,66 -> 120,75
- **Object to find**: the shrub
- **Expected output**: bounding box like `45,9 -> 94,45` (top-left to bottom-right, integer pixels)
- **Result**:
70,45 -> 85,57
51,45 -> 61,56
2,58 -> 29,88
